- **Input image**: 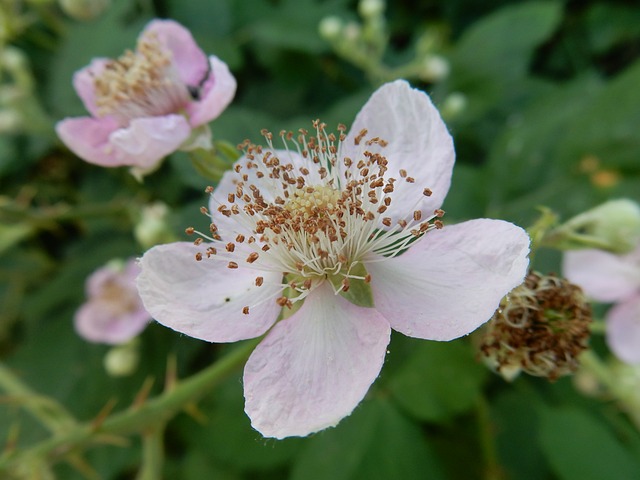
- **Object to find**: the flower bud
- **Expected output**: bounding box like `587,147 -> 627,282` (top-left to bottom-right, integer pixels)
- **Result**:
319,16 -> 343,40
58,0 -> 111,21
134,202 -> 176,249
104,340 -> 140,377
418,55 -> 450,82
547,199 -> 640,254
358,0 -> 385,18
479,272 -> 592,381
440,92 -> 467,120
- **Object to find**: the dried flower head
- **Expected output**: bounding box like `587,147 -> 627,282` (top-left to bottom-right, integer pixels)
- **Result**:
479,271 -> 592,381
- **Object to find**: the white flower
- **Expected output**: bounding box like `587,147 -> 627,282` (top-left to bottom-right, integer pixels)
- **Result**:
137,80 -> 530,438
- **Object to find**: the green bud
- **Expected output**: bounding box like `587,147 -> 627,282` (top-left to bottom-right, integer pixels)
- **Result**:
104,340 -> 140,377
358,0 -> 385,18
319,16 -> 343,41
58,0 -> 111,21
134,202 -> 177,249
547,199 -> 640,254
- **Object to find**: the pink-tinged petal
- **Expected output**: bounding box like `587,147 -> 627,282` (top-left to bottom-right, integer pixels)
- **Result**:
57,115 -> 191,169
563,248 -> 640,303
74,301 -> 150,345
73,58 -> 109,117
367,219 -> 530,341
243,283 -> 391,439
606,295 -> 640,364
109,115 -> 192,169
187,56 -> 237,127
342,80 -> 454,224
56,116 -> 121,167
143,19 -> 208,86
137,242 -> 282,343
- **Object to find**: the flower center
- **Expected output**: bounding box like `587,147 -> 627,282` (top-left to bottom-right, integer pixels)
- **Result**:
100,279 -> 139,316
189,121 -> 444,312
93,33 -> 191,126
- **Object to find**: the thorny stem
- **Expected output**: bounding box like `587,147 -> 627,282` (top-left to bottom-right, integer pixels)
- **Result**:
136,424 -> 166,480
0,339 -> 259,472
0,362 -> 77,433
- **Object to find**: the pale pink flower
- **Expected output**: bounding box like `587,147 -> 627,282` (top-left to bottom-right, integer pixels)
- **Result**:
564,245 -> 640,364
56,19 -> 236,176
76,259 -> 151,344
137,80 -> 530,438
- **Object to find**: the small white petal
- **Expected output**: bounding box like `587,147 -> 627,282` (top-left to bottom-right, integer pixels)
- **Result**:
243,283 -> 391,438
341,80 -> 454,223
367,219 -> 530,341
137,243 -> 282,342
563,247 -> 640,303
606,295 -> 640,365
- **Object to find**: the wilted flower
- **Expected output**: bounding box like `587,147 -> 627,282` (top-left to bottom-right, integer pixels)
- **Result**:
76,259 -> 151,344
56,20 -> 236,177
479,272 -> 592,381
564,244 -> 640,364
137,80 -> 530,438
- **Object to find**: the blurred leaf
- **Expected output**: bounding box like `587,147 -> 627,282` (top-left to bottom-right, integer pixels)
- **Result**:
175,372 -> 302,472
0,223 -> 33,255
388,339 -> 487,423
290,397 -> 446,480
484,74 -> 602,217
448,1 -> 562,117
491,389 -> 550,480
585,3 -> 640,54
555,58 -> 640,171
244,0 -> 348,54
538,406 -> 640,480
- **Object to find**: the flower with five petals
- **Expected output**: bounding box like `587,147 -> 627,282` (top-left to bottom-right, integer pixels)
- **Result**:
137,80 -> 530,438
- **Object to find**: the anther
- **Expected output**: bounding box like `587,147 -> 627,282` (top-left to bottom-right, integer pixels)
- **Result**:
423,188 -> 432,196
227,261 -> 239,269
242,306 -> 250,315
185,227 -> 195,235
247,252 -> 259,263
226,243 -> 235,252
255,277 -> 264,287
195,252 -> 203,261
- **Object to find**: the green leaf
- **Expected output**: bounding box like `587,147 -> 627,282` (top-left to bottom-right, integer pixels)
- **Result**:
491,389 -> 550,480
0,223 -> 33,255
538,406 -> 640,480
290,398 -> 446,480
448,1 -> 562,117
175,373 -> 302,472
554,59 -> 640,171
388,339 -> 488,423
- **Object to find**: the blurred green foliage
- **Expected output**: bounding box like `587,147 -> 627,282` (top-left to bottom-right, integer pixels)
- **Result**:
1,0 -> 640,479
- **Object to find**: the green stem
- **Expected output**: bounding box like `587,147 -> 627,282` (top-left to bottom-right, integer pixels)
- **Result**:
579,351 -> 640,429
0,339 -> 258,471
0,362 -> 76,433
136,424 -> 166,480
476,395 -> 503,480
